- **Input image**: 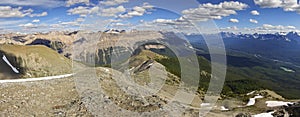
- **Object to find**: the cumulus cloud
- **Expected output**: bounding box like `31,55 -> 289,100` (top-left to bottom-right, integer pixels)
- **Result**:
220,24 -> 298,34
0,6 -> 32,18
253,0 -> 282,8
101,5 -> 126,17
0,19 -> 27,27
286,25 -> 296,29
19,23 -> 41,28
100,0 -> 128,6
262,24 -> 296,30
67,6 -> 99,17
242,24 -> 299,33
50,17 -> 86,29
32,19 -> 40,23
144,1 -> 248,33
60,17 -> 87,27
66,0 -> 89,7
0,0 -> 64,8
0,6 -> 47,18
21,23 -> 34,27
119,3 -> 154,18
76,17 -> 85,22
254,0 -> 300,14
220,26 -> 239,32
251,10 -> 260,15
229,18 -> 239,23
153,19 -> 174,24
60,21 -> 80,26
249,19 -> 258,23
181,1 -> 248,21
29,12 -> 48,17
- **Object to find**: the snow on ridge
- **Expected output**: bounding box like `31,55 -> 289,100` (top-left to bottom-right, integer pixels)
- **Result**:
220,106 -> 229,111
252,111 -> 275,117
2,55 -> 20,74
200,103 -> 211,107
247,91 -> 255,95
265,101 -> 294,107
0,74 -> 73,83
246,95 -> 264,106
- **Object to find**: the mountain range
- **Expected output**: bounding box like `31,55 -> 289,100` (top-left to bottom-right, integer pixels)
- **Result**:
187,31 -> 300,67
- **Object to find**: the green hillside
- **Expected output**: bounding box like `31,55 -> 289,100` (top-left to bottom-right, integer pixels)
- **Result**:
0,44 -> 72,79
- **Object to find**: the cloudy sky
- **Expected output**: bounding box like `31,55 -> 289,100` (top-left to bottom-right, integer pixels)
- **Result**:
0,0 -> 300,34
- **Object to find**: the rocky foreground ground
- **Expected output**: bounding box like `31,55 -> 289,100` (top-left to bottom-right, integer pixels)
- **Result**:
0,76 -> 92,117
1,65 -> 299,117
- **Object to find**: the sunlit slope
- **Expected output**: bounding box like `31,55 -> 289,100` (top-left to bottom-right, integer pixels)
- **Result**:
0,44 -> 72,79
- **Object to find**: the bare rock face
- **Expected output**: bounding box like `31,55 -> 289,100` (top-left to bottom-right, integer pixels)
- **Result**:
285,102 -> 300,117
134,59 -> 154,73
71,31 -> 165,66
0,44 -> 72,79
235,113 -> 251,117
272,110 -> 286,117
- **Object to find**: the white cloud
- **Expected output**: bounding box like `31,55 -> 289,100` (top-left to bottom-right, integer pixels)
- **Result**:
262,24 -> 296,30
253,0 -> 282,8
119,3 -> 154,18
246,24 -> 299,33
263,24 -> 282,30
142,1 -> 247,34
29,12 -> 48,17
32,19 -> 40,23
153,19 -> 174,24
67,6 -> 99,17
0,0 -> 64,8
66,0 -> 89,7
229,18 -> 239,23
100,0 -> 128,6
0,19 -> 27,28
53,17 -> 86,28
19,23 -> 37,28
181,1 -> 248,21
0,6 -> 47,18
251,10 -> 260,15
18,23 -> 49,33
76,17 -> 85,22
101,5 -> 126,17
220,26 -> 239,31
114,23 -> 124,26
249,19 -> 258,23
254,0 -> 300,14
220,24 -> 299,34
110,22 -> 132,27
286,25 -> 296,29
61,21 -> 80,26
0,6 -> 31,18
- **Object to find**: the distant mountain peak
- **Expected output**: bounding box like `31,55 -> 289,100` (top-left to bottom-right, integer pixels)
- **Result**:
218,31 -> 300,43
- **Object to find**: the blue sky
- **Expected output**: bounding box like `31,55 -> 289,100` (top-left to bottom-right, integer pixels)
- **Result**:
0,0 -> 300,34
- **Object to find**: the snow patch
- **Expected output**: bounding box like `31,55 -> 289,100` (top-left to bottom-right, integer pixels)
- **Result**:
247,91 -> 255,95
265,101 -> 293,107
200,103 -> 211,107
220,106 -> 229,111
252,111 -> 275,117
0,74 -> 73,83
280,67 -> 295,73
2,55 -> 20,74
246,95 -> 264,106
104,68 -> 109,72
